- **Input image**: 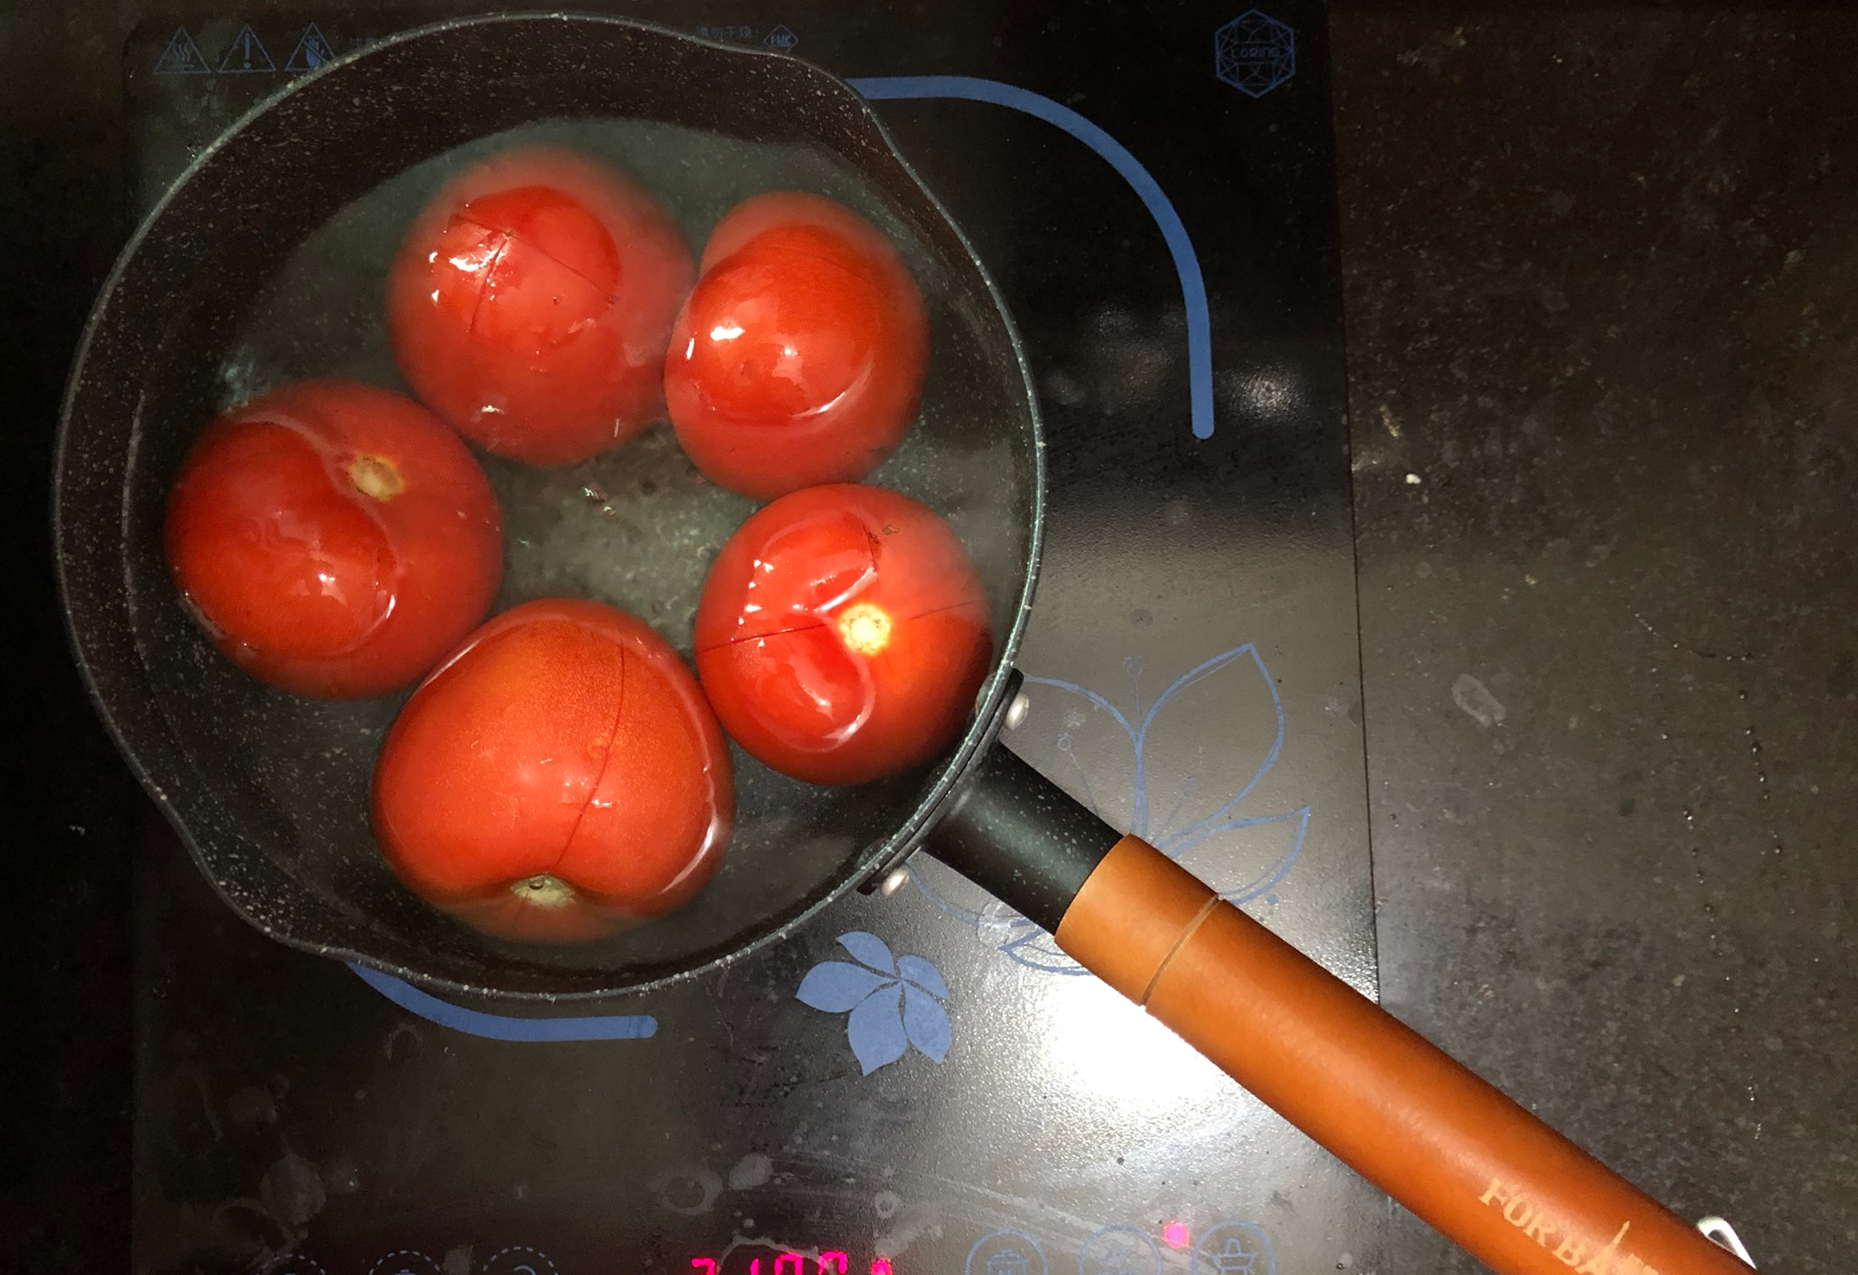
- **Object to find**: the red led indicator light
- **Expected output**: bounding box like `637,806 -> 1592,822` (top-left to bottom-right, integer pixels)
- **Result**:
871,1259 -> 894,1275
1162,1222 -> 1191,1250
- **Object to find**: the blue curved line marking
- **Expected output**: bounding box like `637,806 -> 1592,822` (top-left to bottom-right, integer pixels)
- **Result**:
1218,807 -> 1310,905
930,638 -> 1309,975
1157,645 -> 1285,849
349,964 -> 657,1043
1021,675 -> 1136,740
1026,642 -> 1284,847
850,74 -> 1216,440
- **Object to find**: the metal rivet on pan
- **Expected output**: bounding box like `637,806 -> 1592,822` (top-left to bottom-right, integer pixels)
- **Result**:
1004,691 -> 1030,731
877,865 -> 912,896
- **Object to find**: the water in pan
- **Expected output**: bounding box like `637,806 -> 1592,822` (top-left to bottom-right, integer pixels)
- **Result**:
129,116 -> 1033,983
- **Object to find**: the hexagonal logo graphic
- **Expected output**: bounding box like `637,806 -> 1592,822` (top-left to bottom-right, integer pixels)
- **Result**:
1215,11 -> 1296,98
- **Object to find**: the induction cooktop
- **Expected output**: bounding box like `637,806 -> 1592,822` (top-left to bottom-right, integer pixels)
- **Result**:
122,5 -> 1375,1273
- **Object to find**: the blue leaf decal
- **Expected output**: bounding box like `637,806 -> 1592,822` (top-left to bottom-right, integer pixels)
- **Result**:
846,984 -> 907,1074
1023,678 -> 1139,830
914,640 -> 1310,978
1176,806 -> 1311,903
836,930 -> 896,974
1141,645 -> 1284,850
901,983 -> 951,1062
796,939 -> 954,1072
896,955 -> 947,1000
795,961 -> 893,1013
999,926 -> 1088,974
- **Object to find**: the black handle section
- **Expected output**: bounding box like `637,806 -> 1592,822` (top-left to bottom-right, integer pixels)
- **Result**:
922,742 -> 1120,932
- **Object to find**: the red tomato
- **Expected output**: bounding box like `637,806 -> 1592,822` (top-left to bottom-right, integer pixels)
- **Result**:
664,192 -> 929,499
371,599 -> 734,942
694,484 -> 991,785
385,146 -> 693,465
163,379 -> 502,699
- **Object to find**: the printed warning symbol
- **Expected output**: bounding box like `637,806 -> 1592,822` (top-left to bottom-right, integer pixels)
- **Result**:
284,22 -> 336,72
152,26 -> 212,75
217,24 -> 276,74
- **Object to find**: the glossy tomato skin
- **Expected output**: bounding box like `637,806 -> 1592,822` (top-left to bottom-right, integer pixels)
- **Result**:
163,379 -> 502,699
694,484 -> 991,785
386,146 -> 693,465
665,192 -> 929,499
371,599 -> 734,943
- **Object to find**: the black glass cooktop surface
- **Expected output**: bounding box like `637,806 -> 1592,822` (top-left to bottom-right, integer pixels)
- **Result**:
121,5 -> 1374,1273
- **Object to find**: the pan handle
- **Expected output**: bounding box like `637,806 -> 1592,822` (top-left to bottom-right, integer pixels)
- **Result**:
926,746 -> 1752,1275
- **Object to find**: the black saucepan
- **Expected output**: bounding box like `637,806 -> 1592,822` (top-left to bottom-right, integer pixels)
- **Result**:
54,18 -> 1753,1275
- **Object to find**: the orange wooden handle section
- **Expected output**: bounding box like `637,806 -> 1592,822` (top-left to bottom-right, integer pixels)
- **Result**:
1054,836 -> 1751,1275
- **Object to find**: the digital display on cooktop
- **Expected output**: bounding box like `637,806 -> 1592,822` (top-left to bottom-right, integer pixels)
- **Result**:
252,1219 -> 1279,1275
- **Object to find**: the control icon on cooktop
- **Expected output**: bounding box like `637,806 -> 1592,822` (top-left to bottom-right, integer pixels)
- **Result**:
968,1231 -> 1047,1275
1193,1222 -> 1274,1275
479,1244 -> 560,1275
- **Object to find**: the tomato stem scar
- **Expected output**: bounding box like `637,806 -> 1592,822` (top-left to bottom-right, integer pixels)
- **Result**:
512,874 -> 577,909
348,454 -> 405,500
837,602 -> 893,656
